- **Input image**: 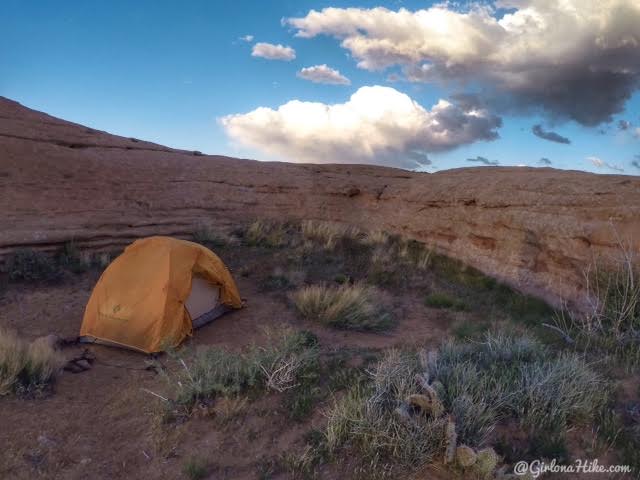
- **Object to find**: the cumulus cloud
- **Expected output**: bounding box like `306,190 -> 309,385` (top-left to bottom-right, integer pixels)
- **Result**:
287,1 -> 640,125
588,156 -> 625,172
220,85 -> 502,168
251,42 -> 296,61
539,157 -> 552,165
532,125 -> 571,144
297,64 -> 351,85
239,35 -> 254,42
467,156 -> 499,166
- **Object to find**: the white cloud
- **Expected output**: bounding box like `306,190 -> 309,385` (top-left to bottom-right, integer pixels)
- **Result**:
220,85 -> 501,168
297,64 -> 351,85
239,35 -> 254,42
588,156 -> 625,172
251,42 -> 296,61
287,1 -> 640,125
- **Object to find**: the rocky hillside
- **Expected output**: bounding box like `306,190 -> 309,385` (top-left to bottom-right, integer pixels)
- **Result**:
1,96 -> 639,308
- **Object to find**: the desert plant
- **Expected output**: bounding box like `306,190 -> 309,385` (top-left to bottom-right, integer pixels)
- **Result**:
301,220 -> 359,250
429,331 -> 607,448
325,331 -> 606,476
244,220 -> 290,248
325,350 -> 449,470
192,224 -> 228,248
0,329 -> 64,396
158,328 -> 318,412
56,241 -> 92,273
6,249 -> 61,282
555,249 -> 640,364
292,283 -> 392,331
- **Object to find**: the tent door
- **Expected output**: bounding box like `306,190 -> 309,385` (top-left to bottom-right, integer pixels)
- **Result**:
186,276 -> 228,328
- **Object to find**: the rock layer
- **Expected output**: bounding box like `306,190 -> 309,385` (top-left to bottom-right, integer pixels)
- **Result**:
1,97 -> 639,308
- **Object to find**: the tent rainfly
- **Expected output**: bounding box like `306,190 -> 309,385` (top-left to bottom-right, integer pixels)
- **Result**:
79,236 -> 242,353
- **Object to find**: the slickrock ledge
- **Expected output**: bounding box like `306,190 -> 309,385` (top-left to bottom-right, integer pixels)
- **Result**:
2,96 -> 639,309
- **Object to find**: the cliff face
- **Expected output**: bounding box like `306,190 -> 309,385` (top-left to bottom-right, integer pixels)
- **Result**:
1,97 -> 639,308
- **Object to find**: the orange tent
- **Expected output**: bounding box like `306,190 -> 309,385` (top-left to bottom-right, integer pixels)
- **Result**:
80,236 -> 242,353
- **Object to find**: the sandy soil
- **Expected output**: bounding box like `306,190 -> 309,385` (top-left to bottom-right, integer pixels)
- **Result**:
0,244 -> 459,480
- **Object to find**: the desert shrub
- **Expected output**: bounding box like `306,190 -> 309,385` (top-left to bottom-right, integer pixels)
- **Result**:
429,332 -> 607,449
555,253 -> 640,364
160,328 -> 318,412
0,329 -> 63,396
301,220 -> 360,250
244,220 -> 290,248
425,293 -> 467,311
326,332 -> 607,475
56,242 -> 91,273
192,224 -> 228,248
6,249 -> 61,282
325,350 -> 448,469
292,283 -> 392,331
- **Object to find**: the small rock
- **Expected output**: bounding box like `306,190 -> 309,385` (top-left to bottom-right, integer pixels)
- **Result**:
75,359 -> 91,370
64,362 -> 85,374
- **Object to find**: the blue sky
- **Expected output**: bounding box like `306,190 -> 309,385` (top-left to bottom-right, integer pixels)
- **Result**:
2,0 -> 639,175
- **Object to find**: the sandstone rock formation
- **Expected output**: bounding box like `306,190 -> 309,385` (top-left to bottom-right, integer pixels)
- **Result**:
1,97 -> 639,308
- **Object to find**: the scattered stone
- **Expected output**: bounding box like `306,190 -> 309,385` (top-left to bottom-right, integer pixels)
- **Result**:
455,445 -> 477,467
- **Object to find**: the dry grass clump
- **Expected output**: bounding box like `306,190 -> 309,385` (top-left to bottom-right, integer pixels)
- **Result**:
301,220 -> 360,250
244,220 -> 291,248
292,283 -> 392,331
0,328 -> 63,396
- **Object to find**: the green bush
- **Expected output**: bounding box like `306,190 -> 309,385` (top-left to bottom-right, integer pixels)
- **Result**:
161,328 -> 319,412
325,331 -> 607,475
